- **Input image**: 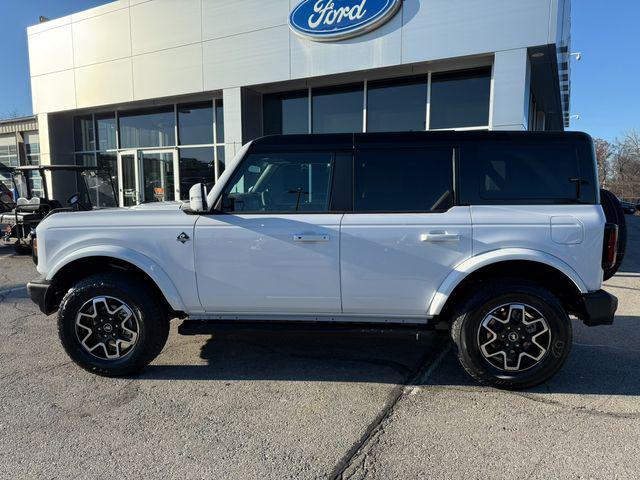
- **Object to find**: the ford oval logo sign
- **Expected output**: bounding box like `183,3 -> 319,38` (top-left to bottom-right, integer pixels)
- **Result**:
289,0 -> 402,42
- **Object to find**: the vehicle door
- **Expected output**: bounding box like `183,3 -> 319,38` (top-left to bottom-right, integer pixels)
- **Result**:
340,145 -> 473,317
194,150 -> 346,314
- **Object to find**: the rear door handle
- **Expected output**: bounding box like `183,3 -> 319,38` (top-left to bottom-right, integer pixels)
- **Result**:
293,234 -> 330,242
420,232 -> 460,242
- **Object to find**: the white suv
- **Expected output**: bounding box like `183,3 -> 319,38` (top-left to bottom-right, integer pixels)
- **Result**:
27,132 -> 620,389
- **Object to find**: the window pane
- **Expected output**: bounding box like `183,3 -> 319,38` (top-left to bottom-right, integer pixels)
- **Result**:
179,147 -> 215,199
178,102 -> 213,145
74,115 -> 95,151
0,134 -> 18,167
215,99 -> 225,143
142,152 -> 175,202
119,107 -> 175,148
263,91 -> 309,135
459,142 -> 580,204
312,84 -> 363,134
223,152 -> 333,213
430,69 -> 491,129
97,152 -> 118,192
354,148 -> 454,212
367,78 -> 427,132
95,113 -> 117,150
75,153 -> 96,166
216,146 -> 226,176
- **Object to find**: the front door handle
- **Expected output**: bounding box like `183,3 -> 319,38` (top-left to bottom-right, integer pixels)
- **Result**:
293,234 -> 330,242
420,232 -> 460,242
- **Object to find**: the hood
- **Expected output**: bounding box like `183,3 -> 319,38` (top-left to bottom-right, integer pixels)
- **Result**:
36,201 -> 190,233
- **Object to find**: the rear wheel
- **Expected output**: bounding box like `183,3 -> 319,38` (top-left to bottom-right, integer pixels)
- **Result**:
451,281 -> 572,390
58,272 -> 170,377
600,188 -> 627,280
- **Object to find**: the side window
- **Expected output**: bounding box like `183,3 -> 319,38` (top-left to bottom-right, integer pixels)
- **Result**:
354,148 -> 454,212
459,142 -> 580,204
222,152 -> 333,213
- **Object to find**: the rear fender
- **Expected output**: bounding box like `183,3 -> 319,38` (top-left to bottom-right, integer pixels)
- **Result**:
427,248 -> 588,317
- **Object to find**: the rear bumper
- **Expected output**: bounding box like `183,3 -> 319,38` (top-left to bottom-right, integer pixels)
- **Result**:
580,289 -> 618,327
27,278 -> 56,315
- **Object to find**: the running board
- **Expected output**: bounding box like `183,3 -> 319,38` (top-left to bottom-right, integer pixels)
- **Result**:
178,319 -> 438,337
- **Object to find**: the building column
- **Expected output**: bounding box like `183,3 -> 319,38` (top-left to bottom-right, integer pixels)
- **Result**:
223,88 -> 243,162
491,48 -> 531,131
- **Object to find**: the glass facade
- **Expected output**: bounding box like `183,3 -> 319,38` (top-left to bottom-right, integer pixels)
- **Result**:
96,113 -> 117,151
430,68 -> 491,129
263,91 -> 309,135
367,78 -> 428,132
72,99 -> 225,204
120,107 -> 175,149
178,102 -> 213,145
312,84 -> 363,134
0,134 -> 18,167
262,68 -> 491,136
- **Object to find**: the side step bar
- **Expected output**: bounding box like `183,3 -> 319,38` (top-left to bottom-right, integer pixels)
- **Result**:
178,320 -> 438,337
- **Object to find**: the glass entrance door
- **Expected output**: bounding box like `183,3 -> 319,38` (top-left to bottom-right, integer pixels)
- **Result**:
117,151 -> 140,206
116,149 -> 179,206
139,150 -> 177,203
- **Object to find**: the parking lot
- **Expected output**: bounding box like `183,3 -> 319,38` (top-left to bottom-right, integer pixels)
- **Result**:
0,218 -> 638,480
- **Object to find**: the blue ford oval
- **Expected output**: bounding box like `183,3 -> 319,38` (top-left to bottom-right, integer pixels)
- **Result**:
289,0 -> 402,41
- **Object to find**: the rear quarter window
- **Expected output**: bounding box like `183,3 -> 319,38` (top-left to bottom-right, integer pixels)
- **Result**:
459,141 -> 590,205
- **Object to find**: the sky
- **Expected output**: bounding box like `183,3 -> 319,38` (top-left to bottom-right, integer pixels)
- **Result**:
0,0 -> 638,142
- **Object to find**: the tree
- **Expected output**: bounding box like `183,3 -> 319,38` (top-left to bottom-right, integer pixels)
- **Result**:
609,130 -> 640,201
594,138 -> 614,188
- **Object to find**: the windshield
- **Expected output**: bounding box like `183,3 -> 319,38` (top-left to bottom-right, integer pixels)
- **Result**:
81,170 -> 118,208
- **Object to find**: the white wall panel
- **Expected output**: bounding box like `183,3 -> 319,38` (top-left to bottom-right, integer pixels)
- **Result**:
28,25 -> 74,76
290,12 -> 402,80
401,0 -> 551,64
75,58 -> 134,108
202,0 -> 289,40
71,0 -> 130,22
130,0 -> 201,55
133,44 -> 203,100
203,26 -> 290,91
73,8 -> 132,67
31,70 -> 76,113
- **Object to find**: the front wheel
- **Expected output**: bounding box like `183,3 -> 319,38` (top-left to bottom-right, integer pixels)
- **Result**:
451,281 -> 572,390
58,272 -> 170,377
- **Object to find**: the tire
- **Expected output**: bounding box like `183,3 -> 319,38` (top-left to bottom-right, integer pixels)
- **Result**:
58,272 -> 170,377
451,281 -> 572,390
600,188 -> 627,280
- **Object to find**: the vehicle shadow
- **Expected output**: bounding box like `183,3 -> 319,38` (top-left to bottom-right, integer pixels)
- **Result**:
139,315 -> 640,396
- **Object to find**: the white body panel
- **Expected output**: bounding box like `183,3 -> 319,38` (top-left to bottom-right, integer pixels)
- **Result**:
194,214 -> 342,313
470,205 -> 605,291
340,207 -> 473,316
35,201 -> 606,321
36,203 -> 201,312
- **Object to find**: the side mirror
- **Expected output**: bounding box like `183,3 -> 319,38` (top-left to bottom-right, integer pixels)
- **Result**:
188,183 -> 208,212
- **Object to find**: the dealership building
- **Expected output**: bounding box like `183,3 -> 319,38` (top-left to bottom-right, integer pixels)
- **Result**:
26,0 -> 572,205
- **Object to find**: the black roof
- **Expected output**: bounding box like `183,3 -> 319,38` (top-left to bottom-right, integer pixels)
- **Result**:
250,131 -> 593,152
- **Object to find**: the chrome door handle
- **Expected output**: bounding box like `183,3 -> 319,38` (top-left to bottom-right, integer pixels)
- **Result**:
420,232 -> 460,242
293,234 -> 329,242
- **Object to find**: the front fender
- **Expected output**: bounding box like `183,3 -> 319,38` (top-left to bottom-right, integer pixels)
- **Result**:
47,245 -> 187,312
427,248 -> 588,317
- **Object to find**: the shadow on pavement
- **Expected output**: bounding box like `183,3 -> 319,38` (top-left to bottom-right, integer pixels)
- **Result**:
139,316 -> 640,396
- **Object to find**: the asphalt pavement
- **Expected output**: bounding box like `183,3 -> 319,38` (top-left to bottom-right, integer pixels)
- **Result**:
0,217 -> 638,479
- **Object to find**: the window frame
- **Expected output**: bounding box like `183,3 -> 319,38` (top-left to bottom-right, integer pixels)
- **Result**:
457,140 -> 591,205
214,149 -> 351,215
351,145 -> 458,214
